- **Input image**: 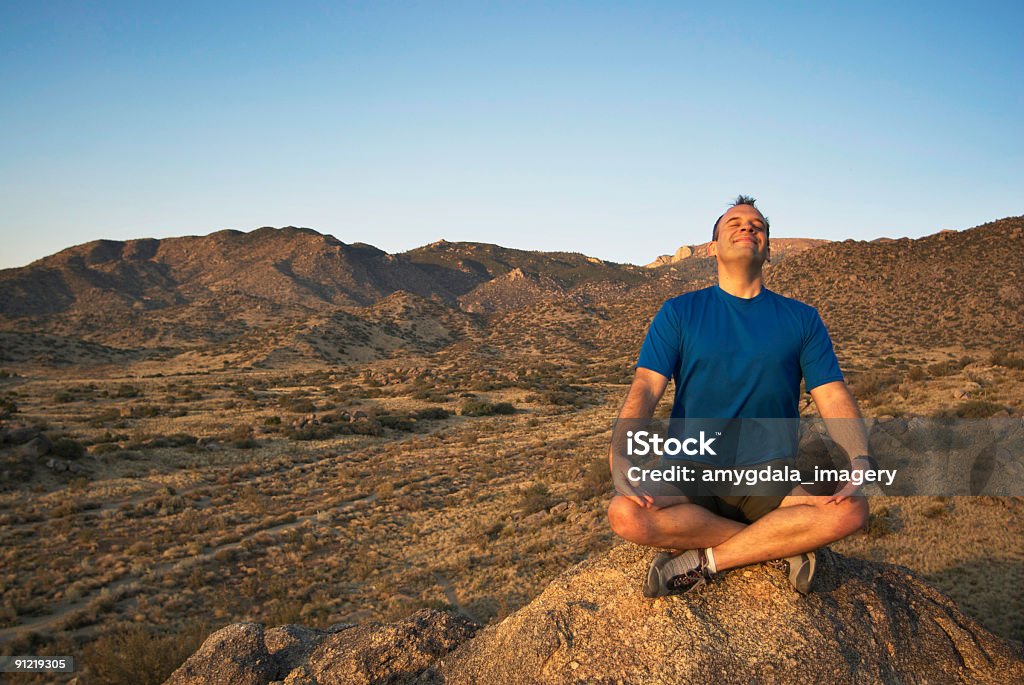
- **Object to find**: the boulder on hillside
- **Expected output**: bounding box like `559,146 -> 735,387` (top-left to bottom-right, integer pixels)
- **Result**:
165,546 -> 1023,685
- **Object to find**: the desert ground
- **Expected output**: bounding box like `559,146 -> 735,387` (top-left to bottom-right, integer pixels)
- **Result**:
1,343 -> 1022,684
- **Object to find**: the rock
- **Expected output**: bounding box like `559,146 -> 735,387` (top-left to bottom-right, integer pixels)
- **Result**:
954,382 -> 983,400
966,367 -> 999,385
164,610 -> 477,685
19,434 -> 51,458
166,549 -> 1022,684
522,510 -> 546,525
306,610 -> 476,684
264,624 -> 333,678
878,416 -> 909,435
431,545 -> 1023,684
4,426 -> 40,445
164,623 -> 277,685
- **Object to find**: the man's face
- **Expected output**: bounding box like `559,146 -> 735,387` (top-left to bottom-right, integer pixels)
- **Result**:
710,204 -> 770,266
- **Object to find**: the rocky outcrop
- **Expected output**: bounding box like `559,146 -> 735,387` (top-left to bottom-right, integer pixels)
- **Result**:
457,268 -> 567,314
164,610 -> 477,685
166,546 -> 1023,684
432,544 -> 1024,683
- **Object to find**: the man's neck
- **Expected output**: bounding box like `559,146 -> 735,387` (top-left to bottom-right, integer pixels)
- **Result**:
716,263 -> 764,299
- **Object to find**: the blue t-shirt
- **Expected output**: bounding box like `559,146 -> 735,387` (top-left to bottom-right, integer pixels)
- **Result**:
636,285 -> 843,463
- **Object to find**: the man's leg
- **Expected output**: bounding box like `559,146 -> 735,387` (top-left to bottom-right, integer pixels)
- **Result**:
607,491 -> 867,567
607,495 -> 746,550
709,493 -> 868,572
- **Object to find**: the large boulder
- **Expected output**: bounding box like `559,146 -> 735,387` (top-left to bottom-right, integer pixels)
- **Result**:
166,546 -> 1023,684
431,545 -> 1023,684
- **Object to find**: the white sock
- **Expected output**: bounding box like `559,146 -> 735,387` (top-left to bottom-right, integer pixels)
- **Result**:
704,547 -> 718,574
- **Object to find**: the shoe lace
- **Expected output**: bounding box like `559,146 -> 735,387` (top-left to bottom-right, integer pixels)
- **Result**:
667,567 -> 707,591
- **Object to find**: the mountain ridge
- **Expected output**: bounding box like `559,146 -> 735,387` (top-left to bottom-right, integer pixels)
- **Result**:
1,217 -> 1021,366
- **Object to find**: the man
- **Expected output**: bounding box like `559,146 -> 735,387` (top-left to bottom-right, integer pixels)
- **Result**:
607,195 -> 871,597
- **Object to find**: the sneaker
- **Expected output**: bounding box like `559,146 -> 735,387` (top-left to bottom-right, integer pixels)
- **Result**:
643,549 -> 712,598
784,551 -> 816,595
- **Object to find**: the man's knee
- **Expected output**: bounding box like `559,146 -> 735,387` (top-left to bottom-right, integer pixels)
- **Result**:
607,495 -> 651,544
827,496 -> 869,538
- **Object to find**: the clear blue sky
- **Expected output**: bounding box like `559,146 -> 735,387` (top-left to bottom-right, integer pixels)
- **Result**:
1,1 -> 1021,269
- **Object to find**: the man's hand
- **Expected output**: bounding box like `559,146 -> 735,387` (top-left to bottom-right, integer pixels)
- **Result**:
825,479 -> 862,504
825,459 -> 869,504
614,475 -> 656,509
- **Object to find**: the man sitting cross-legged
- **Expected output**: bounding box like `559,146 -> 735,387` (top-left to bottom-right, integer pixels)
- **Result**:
608,195 -> 871,596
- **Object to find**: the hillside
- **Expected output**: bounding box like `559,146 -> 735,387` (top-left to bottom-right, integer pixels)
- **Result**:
0,216 -> 1021,366
766,217 -> 1024,350
0,229 -> 652,362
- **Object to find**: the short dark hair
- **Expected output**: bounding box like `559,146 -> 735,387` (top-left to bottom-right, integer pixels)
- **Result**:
712,194 -> 770,240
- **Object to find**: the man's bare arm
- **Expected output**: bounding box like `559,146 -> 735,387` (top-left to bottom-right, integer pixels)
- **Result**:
609,368 -> 670,508
618,367 -> 670,421
810,380 -> 871,503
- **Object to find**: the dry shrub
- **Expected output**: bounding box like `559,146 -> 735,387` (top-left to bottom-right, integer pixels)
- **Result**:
852,371 -> 900,399
416,407 -> 450,420
576,457 -> 612,501
519,483 -> 553,514
50,437 -> 86,459
863,506 -> 898,539
990,349 -> 1024,369
953,400 -> 1007,418
83,621 -> 211,685
460,399 -> 496,416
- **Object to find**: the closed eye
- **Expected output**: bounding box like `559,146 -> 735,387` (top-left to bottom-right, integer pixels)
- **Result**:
727,218 -> 765,230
